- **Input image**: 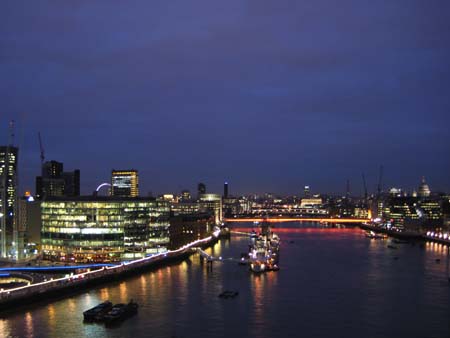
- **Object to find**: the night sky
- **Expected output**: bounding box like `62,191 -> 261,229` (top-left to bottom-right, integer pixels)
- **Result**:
1,1 -> 449,196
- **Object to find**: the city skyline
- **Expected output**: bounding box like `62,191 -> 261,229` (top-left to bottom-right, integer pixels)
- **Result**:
1,1 -> 449,195
0,138 -> 446,198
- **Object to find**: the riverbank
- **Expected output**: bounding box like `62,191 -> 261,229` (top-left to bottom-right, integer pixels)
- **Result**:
359,223 -> 421,240
359,223 -> 450,247
0,234 -> 219,313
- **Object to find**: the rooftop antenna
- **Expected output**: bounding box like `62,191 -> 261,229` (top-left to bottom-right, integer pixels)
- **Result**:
8,120 -> 15,146
38,132 -> 45,165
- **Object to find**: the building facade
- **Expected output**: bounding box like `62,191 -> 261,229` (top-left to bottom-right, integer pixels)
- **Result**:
111,170 -> 139,197
41,197 -> 169,262
169,213 -> 213,250
36,160 -> 80,199
199,193 -> 222,224
0,145 -> 18,258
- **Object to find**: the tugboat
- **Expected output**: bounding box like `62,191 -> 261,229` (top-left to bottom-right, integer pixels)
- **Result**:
103,300 -> 139,326
83,301 -> 113,322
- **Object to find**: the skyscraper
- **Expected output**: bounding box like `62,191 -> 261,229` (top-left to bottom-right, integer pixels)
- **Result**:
111,169 -> 139,197
0,145 -> 18,258
224,181 -> 229,198
198,182 -> 206,198
36,160 -> 80,199
304,185 -> 310,198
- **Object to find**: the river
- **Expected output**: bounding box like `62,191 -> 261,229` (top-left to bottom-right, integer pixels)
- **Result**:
1,222 -> 449,338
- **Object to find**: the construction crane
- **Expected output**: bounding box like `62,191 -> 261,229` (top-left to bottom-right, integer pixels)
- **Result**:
38,132 -> 45,165
377,165 -> 383,196
362,173 -> 368,200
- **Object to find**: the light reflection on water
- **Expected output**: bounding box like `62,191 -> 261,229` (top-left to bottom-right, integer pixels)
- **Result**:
1,223 -> 449,338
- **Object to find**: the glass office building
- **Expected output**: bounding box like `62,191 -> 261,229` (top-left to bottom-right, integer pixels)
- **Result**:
111,169 -> 139,197
41,197 -> 169,262
0,145 -> 18,258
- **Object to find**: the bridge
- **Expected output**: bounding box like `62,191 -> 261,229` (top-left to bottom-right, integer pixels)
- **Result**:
195,248 -> 246,266
224,217 -> 369,224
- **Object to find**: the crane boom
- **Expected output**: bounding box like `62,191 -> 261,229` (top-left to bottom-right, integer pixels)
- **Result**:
377,165 -> 383,196
362,173 -> 368,200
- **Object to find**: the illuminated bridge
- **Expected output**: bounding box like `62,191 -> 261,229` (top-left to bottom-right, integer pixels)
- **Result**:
224,217 -> 369,224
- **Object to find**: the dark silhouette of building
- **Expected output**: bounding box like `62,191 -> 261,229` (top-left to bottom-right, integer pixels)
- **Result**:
0,145 -> 18,258
304,185 -> 310,197
181,190 -> 191,201
224,181 -> 229,198
198,182 -> 206,198
36,160 -> 80,199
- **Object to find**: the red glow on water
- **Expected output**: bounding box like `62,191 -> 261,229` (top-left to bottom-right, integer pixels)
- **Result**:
232,227 -> 362,234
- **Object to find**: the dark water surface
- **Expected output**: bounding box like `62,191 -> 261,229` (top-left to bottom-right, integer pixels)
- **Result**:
1,223 -> 450,338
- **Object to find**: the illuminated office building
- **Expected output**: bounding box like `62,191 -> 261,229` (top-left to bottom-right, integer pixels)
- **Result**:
383,196 -> 442,230
41,196 -> 169,262
181,190 -> 191,201
0,145 -> 18,258
199,193 -> 222,224
111,169 -> 139,197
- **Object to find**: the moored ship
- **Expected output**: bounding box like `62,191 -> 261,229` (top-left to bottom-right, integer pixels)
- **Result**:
103,300 -> 139,325
249,221 -> 280,273
83,301 -> 113,322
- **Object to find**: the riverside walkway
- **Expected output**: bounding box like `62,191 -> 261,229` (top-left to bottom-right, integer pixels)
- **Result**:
0,233 -> 219,310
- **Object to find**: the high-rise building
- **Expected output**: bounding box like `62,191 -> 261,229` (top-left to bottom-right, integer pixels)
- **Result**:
0,145 -> 18,258
199,193 -> 222,224
18,194 -> 42,258
224,181 -> 229,198
304,185 -> 311,198
111,169 -> 139,197
198,182 -> 206,198
62,170 -> 80,196
36,160 -> 80,199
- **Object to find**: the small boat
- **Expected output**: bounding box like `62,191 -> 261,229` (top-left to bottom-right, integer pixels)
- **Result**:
218,290 -> 239,299
83,301 -> 113,322
392,239 -> 409,244
103,300 -> 138,325
365,231 -> 385,239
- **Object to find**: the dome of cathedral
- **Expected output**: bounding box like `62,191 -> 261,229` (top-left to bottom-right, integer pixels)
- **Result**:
418,176 -> 431,197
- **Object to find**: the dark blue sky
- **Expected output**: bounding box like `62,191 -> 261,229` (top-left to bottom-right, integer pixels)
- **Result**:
1,0 -> 449,196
